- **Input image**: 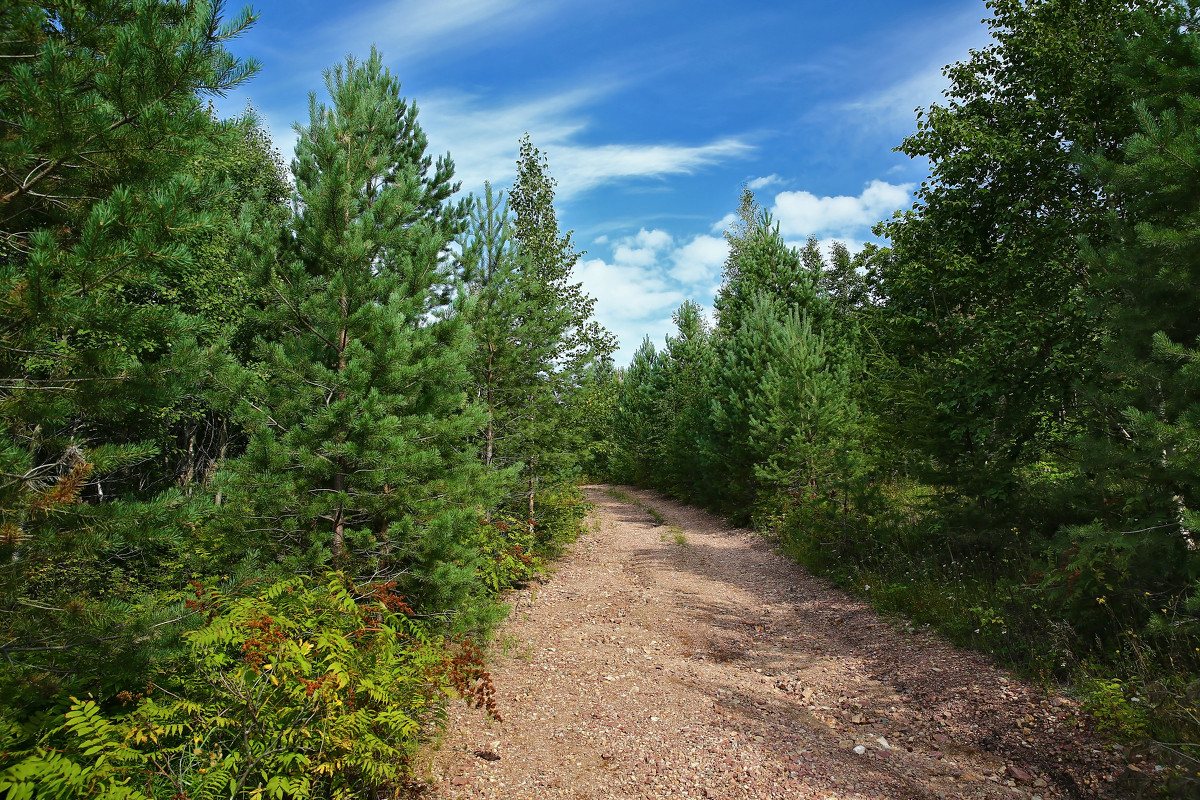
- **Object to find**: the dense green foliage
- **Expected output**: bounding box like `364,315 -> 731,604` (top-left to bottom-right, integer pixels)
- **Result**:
0,576 -> 457,800
603,0 -> 1200,791
226,49 -> 491,621
11,0 -> 1200,794
0,0 -> 263,717
0,2 -> 610,796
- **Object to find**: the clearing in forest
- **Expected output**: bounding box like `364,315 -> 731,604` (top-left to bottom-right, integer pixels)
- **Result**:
422,486 -> 1126,800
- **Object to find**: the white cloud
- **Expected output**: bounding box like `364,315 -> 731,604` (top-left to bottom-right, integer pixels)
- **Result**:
747,174 -> 785,190
843,64 -> 949,126
418,88 -> 753,201
670,235 -> 727,283
330,0 -> 557,66
710,212 -> 737,234
575,226 -> 729,362
770,179 -> 913,239
575,178 -> 903,362
417,87 -> 594,197
611,227 -> 673,267
577,255 -> 687,361
632,228 -> 674,250
553,139 -> 753,198
840,10 -> 994,130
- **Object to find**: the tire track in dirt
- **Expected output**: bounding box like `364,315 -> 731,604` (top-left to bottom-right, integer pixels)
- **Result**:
420,486 -> 1126,799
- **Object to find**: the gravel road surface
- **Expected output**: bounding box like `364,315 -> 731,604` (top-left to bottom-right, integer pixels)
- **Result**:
421,485 -> 1126,799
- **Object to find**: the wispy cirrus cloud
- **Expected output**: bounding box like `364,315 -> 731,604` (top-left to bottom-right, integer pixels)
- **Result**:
746,173 -> 785,190
319,0 -> 563,69
553,139 -> 754,199
839,7 -> 994,131
841,63 -> 950,126
418,88 -> 754,200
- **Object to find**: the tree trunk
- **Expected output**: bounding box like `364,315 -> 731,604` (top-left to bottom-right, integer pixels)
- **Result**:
212,421 -> 228,506
527,456 -> 535,535
333,298 -> 348,559
485,342 -> 495,468
333,466 -> 346,558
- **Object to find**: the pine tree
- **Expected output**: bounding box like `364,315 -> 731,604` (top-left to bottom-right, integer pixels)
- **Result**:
459,183 -> 547,495
228,50 -> 486,616
708,214 -> 861,520
657,300 -> 718,499
0,0 -> 258,712
611,337 -> 666,485
716,188 -> 761,292
714,210 -> 821,339
1057,0 -> 1200,652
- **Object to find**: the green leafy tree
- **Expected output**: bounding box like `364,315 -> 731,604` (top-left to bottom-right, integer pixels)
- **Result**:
507,136 -> 616,520
227,50 -> 487,617
872,0 -> 1166,508
459,183 -> 544,489
156,109 -> 290,505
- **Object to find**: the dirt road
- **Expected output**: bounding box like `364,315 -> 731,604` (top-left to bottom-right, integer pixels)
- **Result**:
422,486 -> 1125,799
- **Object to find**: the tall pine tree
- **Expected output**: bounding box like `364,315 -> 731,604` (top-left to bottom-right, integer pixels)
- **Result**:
0,0 -> 259,712
1057,0 -> 1200,653
228,50 -> 487,617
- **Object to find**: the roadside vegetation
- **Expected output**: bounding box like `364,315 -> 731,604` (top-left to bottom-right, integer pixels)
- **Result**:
602,2 -> 1200,794
0,3 -> 610,797
4,0 -> 1200,797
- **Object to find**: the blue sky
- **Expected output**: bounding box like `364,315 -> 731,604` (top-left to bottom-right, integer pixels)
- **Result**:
214,0 -> 995,363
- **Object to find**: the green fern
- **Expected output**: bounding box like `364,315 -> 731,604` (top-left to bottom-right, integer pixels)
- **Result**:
1,572 -> 457,798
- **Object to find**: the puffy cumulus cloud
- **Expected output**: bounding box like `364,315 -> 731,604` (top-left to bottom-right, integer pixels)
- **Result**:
613,228 -> 674,267
574,177 -> 908,362
710,212 -> 737,234
576,254 -> 685,362
670,235 -> 727,284
769,179 -> 913,240
577,227 -> 728,362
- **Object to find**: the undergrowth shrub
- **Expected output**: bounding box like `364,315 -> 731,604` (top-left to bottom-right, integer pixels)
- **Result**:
764,472 -> 1200,791
473,513 -> 545,594
472,486 -> 590,595
0,573 -> 491,800
530,486 -> 591,556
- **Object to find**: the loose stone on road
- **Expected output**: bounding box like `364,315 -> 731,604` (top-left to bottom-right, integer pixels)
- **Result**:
423,486 -> 1124,799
